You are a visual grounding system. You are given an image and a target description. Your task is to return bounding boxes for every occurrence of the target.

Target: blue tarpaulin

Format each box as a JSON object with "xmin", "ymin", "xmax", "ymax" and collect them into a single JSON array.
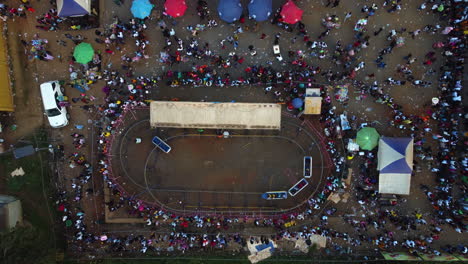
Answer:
[
  {"xmin": 255, "ymin": 242, "xmax": 275, "ymax": 253},
  {"xmin": 13, "ymin": 145, "xmax": 35, "ymax": 159}
]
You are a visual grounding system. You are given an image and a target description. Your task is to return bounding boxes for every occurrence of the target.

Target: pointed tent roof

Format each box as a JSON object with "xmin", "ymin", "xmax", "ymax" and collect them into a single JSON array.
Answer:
[
  {"xmin": 378, "ymin": 137, "xmax": 413, "ymax": 195},
  {"xmin": 57, "ymin": 0, "xmax": 90, "ymax": 17},
  {"xmin": 378, "ymin": 137, "xmax": 413, "ymax": 173}
]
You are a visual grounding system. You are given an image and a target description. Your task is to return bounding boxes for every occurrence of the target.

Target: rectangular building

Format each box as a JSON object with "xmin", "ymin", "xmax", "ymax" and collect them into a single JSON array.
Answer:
[
  {"xmin": 0, "ymin": 22, "xmax": 14, "ymax": 112},
  {"xmin": 150, "ymin": 101, "xmax": 281, "ymax": 130}
]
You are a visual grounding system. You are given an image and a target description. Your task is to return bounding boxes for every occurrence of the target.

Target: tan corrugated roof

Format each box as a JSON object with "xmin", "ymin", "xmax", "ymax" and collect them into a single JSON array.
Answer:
[
  {"xmin": 304, "ymin": 97, "xmax": 321, "ymax": 114},
  {"xmin": 150, "ymin": 101, "xmax": 281, "ymax": 130},
  {"xmin": 0, "ymin": 22, "xmax": 14, "ymax": 112}
]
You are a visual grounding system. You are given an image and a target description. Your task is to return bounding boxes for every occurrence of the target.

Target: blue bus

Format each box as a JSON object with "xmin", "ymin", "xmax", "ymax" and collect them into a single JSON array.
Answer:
[
  {"xmin": 152, "ymin": 136, "xmax": 172, "ymax": 153},
  {"xmin": 304, "ymin": 156, "xmax": 312, "ymax": 178},
  {"xmin": 288, "ymin": 179, "xmax": 308, "ymax": 197},
  {"xmin": 261, "ymin": 191, "xmax": 288, "ymax": 200}
]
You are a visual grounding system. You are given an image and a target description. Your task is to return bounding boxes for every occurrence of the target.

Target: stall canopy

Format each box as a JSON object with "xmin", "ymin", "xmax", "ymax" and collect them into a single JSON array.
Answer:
[
  {"xmin": 280, "ymin": 0, "xmax": 303, "ymax": 24},
  {"xmin": 248, "ymin": 0, "xmax": 272, "ymax": 22},
  {"xmin": 150, "ymin": 101, "xmax": 281, "ymax": 130},
  {"xmin": 218, "ymin": 0, "xmax": 243, "ymax": 23},
  {"xmin": 378, "ymin": 137, "xmax": 414, "ymax": 195},
  {"xmin": 57, "ymin": 0, "xmax": 91, "ymax": 17},
  {"xmin": 356, "ymin": 127, "xmax": 380, "ymax": 150},
  {"xmin": 131, "ymin": 0, "xmax": 154, "ymax": 19},
  {"xmin": 164, "ymin": 0, "xmax": 187, "ymax": 18},
  {"xmin": 73, "ymin": 42, "xmax": 94, "ymax": 64},
  {"xmin": 304, "ymin": 88, "xmax": 321, "ymax": 115}
]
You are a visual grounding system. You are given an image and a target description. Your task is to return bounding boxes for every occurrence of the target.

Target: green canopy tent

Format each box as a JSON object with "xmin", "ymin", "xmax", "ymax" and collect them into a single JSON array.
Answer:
[
  {"xmin": 356, "ymin": 127, "xmax": 380, "ymax": 150},
  {"xmin": 73, "ymin": 42, "xmax": 94, "ymax": 64}
]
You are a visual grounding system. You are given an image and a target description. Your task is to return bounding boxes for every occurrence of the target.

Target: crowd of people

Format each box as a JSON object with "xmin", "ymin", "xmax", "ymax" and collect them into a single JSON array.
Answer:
[{"xmin": 3, "ymin": 0, "xmax": 465, "ymax": 259}]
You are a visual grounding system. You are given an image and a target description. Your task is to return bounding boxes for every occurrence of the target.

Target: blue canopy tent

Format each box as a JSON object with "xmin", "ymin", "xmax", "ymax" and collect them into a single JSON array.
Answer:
[
  {"xmin": 131, "ymin": 0, "xmax": 154, "ymax": 19},
  {"xmin": 57, "ymin": 0, "xmax": 91, "ymax": 17},
  {"xmin": 248, "ymin": 0, "xmax": 272, "ymax": 22},
  {"xmin": 377, "ymin": 137, "xmax": 413, "ymax": 195},
  {"xmin": 292, "ymin": 97, "xmax": 303, "ymax": 109},
  {"xmin": 218, "ymin": 0, "xmax": 243, "ymax": 23}
]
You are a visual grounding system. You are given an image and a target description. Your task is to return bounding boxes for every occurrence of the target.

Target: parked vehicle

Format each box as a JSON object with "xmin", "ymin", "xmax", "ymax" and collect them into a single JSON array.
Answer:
[
  {"xmin": 288, "ymin": 179, "xmax": 308, "ymax": 196},
  {"xmin": 261, "ymin": 191, "xmax": 288, "ymax": 200},
  {"xmin": 40, "ymin": 81, "xmax": 69, "ymax": 128},
  {"xmin": 152, "ymin": 136, "xmax": 172, "ymax": 153}
]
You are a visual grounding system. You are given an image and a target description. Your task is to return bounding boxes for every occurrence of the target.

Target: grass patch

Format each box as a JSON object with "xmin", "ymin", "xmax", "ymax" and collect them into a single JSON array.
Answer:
[
  {"xmin": 3, "ymin": 153, "xmax": 44, "ymax": 192},
  {"xmin": 0, "ymin": 129, "xmax": 64, "ymax": 263}
]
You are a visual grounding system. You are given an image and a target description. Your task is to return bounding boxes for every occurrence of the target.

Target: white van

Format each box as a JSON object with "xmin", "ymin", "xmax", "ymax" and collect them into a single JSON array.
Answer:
[{"xmin": 40, "ymin": 81, "xmax": 69, "ymax": 128}]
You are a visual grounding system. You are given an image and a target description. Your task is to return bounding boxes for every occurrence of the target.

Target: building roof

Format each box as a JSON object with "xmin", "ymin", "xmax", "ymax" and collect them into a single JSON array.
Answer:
[
  {"xmin": 0, "ymin": 195, "xmax": 22, "ymax": 230},
  {"xmin": 304, "ymin": 88, "xmax": 321, "ymax": 115},
  {"xmin": 150, "ymin": 101, "xmax": 281, "ymax": 130},
  {"xmin": 57, "ymin": 0, "xmax": 91, "ymax": 17},
  {"xmin": 0, "ymin": 22, "xmax": 14, "ymax": 112}
]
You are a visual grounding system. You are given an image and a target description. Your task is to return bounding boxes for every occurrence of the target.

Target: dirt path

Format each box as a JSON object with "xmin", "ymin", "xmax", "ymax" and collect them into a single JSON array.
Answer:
[{"xmin": 4, "ymin": 19, "xmax": 44, "ymax": 143}]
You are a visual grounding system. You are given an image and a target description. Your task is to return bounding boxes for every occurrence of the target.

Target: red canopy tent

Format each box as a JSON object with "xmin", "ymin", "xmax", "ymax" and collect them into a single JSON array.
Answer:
[
  {"xmin": 280, "ymin": 0, "xmax": 303, "ymax": 24},
  {"xmin": 164, "ymin": 0, "xmax": 187, "ymax": 18}
]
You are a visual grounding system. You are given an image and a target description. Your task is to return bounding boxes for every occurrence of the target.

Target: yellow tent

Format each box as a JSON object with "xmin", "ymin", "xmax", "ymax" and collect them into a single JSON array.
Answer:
[{"xmin": 0, "ymin": 22, "xmax": 14, "ymax": 112}]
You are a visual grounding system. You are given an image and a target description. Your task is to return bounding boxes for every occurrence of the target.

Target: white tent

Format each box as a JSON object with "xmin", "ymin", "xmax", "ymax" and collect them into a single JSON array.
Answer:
[{"xmin": 377, "ymin": 137, "xmax": 413, "ymax": 195}]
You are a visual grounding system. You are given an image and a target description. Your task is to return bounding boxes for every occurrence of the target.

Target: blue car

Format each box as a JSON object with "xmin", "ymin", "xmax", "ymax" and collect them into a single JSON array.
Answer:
[{"xmin": 261, "ymin": 191, "xmax": 288, "ymax": 200}]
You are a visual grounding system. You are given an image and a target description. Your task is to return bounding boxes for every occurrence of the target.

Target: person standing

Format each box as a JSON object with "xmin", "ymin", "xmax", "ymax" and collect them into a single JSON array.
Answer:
[{"xmin": 344, "ymin": 12, "xmax": 352, "ymax": 22}]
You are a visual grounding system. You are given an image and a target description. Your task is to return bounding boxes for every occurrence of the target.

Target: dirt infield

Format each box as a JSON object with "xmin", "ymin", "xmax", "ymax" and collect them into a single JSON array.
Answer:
[{"xmin": 110, "ymin": 107, "xmax": 331, "ymax": 215}]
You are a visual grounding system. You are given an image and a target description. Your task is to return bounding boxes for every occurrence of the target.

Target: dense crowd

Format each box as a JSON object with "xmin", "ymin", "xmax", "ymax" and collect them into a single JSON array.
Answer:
[{"xmin": 4, "ymin": 0, "xmax": 464, "ymax": 259}]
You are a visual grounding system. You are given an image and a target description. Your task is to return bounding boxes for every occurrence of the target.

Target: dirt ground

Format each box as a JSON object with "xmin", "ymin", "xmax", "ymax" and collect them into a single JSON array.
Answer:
[
  {"xmin": 110, "ymin": 108, "xmax": 329, "ymax": 214},
  {"xmin": 1, "ymin": 0, "xmax": 465, "ymax": 259}
]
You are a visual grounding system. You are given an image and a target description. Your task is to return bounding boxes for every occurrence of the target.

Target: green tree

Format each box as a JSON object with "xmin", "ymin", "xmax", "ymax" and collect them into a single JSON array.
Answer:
[{"xmin": 0, "ymin": 226, "xmax": 51, "ymax": 264}]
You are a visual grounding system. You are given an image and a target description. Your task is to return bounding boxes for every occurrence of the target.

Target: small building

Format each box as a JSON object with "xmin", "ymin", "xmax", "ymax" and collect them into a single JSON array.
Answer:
[
  {"xmin": 304, "ymin": 88, "xmax": 322, "ymax": 115},
  {"xmin": 0, "ymin": 195, "xmax": 23, "ymax": 230}
]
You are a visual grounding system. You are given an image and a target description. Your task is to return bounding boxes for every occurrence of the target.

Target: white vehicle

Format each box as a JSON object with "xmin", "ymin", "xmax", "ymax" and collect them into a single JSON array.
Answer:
[
  {"xmin": 273, "ymin": 44, "xmax": 283, "ymax": 61},
  {"xmin": 40, "ymin": 81, "xmax": 69, "ymax": 128}
]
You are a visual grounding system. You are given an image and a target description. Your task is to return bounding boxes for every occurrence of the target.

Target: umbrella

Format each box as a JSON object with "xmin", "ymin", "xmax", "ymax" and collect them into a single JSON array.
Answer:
[
  {"xmin": 356, "ymin": 127, "xmax": 380, "ymax": 150},
  {"xmin": 248, "ymin": 0, "xmax": 272, "ymax": 22},
  {"xmin": 280, "ymin": 0, "xmax": 303, "ymax": 24},
  {"xmin": 73, "ymin": 42, "xmax": 94, "ymax": 64},
  {"xmin": 218, "ymin": 0, "xmax": 243, "ymax": 23},
  {"xmin": 292, "ymin": 98, "xmax": 303, "ymax": 108},
  {"xmin": 131, "ymin": 0, "xmax": 153, "ymax": 19},
  {"xmin": 165, "ymin": 0, "xmax": 187, "ymax": 18}
]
